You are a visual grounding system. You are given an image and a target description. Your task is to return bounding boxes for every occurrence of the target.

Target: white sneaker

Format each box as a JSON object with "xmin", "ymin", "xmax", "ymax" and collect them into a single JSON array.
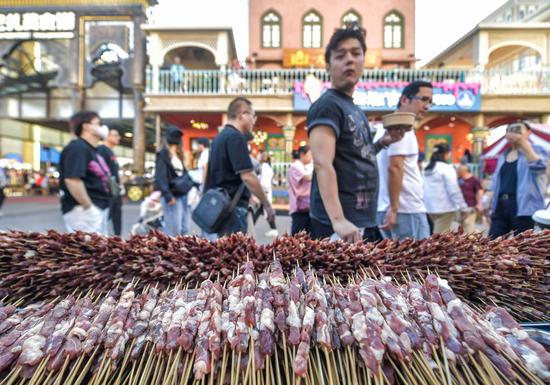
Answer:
[{"xmin": 264, "ymin": 229, "xmax": 279, "ymax": 237}]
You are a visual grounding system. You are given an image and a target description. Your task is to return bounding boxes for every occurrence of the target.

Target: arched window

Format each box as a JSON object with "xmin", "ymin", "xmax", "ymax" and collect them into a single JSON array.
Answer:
[
  {"xmin": 262, "ymin": 11, "xmax": 281, "ymax": 48},
  {"xmin": 383, "ymin": 11, "xmax": 404, "ymax": 49},
  {"xmin": 342, "ymin": 10, "xmax": 361, "ymax": 28},
  {"xmin": 302, "ymin": 10, "xmax": 322, "ymax": 48}
]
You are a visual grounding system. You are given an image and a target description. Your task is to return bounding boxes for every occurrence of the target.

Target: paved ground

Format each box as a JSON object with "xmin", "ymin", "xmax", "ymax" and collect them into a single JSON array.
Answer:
[{"xmin": 0, "ymin": 196, "xmax": 291, "ymax": 244}]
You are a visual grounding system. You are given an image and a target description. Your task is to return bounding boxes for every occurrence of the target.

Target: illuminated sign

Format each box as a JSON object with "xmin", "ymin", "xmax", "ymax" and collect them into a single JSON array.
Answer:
[
  {"xmin": 0, "ymin": 12, "xmax": 76, "ymax": 39},
  {"xmin": 294, "ymin": 80, "xmax": 481, "ymax": 112},
  {"xmin": 283, "ymin": 48, "xmax": 381, "ymax": 68}
]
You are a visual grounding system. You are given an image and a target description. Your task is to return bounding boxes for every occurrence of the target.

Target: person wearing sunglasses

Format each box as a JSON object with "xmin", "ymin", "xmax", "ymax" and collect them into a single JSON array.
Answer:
[
  {"xmin": 377, "ymin": 81, "xmax": 433, "ymax": 240},
  {"xmin": 487, "ymin": 121, "xmax": 548, "ymax": 238}
]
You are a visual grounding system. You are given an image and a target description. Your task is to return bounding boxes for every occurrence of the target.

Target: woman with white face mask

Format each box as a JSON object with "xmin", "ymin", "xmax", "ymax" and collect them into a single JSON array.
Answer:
[{"xmin": 59, "ymin": 111, "xmax": 113, "ymax": 235}]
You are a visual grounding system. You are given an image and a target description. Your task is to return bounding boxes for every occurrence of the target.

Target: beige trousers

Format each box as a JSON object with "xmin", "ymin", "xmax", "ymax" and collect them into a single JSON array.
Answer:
[
  {"xmin": 462, "ymin": 211, "xmax": 477, "ymax": 233},
  {"xmin": 429, "ymin": 212, "xmax": 456, "ymax": 234}
]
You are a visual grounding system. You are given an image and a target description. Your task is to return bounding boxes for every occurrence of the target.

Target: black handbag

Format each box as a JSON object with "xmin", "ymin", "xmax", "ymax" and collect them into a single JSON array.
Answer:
[
  {"xmin": 192, "ymin": 184, "xmax": 246, "ymax": 233},
  {"xmin": 170, "ymin": 172, "xmax": 197, "ymax": 196}
]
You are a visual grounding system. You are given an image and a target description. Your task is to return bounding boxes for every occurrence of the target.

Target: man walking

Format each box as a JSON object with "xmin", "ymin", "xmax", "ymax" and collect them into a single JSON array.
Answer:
[
  {"xmin": 98, "ymin": 128, "xmax": 123, "ymax": 235},
  {"xmin": 308, "ymin": 25, "xmax": 404, "ymax": 243},
  {"xmin": 204, "ymin": 97, "xmax": 275, "ymax": 237},
  {"xmin": 287, "ymin": 145, "xmax": 313, "ymax": 235},
  {"xmin": 60, "ymin": 111, "xmax": 112, "ymax": 235},
  {"xmin": 457, "ymin": 165, "xmax": 483, "ymax": 233},
  {"xmin": 376, "ymin": 81, "xmax": 433, "ymax": 240}
]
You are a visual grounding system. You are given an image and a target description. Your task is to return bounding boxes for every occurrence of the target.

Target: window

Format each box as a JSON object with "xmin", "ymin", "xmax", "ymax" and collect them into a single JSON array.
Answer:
[
  {"xmin": 342, "ymin": 10, "xmax": 361, "ymax": 28},
  {"xmin": 302, "ymin": 11, "xmax": 322, "ymax": 48},
  {"xmin": 261, "ymin": 11, "xmax": 281, "ymax": 48},
  {"xmin": 383, "ymin": 11, "xmax": 403, "ymax": 48}
]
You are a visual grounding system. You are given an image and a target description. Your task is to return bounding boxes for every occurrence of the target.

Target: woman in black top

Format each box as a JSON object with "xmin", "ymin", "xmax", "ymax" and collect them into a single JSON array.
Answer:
[{"xmin": 154, "ymin": 126, "xmax": 191, "ymax": 236}]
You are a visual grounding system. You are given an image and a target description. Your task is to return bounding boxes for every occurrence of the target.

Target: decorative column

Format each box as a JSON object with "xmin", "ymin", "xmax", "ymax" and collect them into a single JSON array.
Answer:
[
  {"xmin": 132, "ymin": 87, "xmax": 146, "ymax": 175},
  {"xmin": 155, "ymin": 113, "xmax": 162, "ymax": 150},
  {"xmin": 282, "ymin": 124, "xmax": 296, "ymax": 163},
  {"xmin": 472, "ymin": 126, "xmax": 489, "ymax": 163}
]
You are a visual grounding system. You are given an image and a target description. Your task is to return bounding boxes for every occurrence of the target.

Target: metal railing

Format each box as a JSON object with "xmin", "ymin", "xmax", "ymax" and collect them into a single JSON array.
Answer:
[{"xmin": 145, "ymin": 67, "xmax": 550, "ymax": 96}]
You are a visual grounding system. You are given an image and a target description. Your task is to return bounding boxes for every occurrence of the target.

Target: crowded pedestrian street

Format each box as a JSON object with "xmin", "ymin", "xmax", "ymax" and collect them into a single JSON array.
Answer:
[{"xmin": 0, "ymin": 0, "xmax": 549, "ymax": 384}]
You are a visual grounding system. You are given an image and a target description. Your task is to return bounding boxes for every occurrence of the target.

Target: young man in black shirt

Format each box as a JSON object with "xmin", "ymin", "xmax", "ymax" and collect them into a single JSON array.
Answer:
[
  {"xmin": 308, "ymin": 25, "xmax": 405, "ymax": 243},
  {"xmin": 97, "ymin": 128, "xmax": 122, "ymax": 235},
  {"xmin": 204, "ymin": 97, "xmax": 275, "ymax": 237},
  {"xmin": 60, "ymin": 111, "xmax": 112, "ymax": 235}
]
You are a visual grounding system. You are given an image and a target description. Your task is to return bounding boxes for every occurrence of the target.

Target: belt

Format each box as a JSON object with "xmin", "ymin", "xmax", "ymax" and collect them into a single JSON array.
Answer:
[{"xmin": 499, "ymin": 193, "xmax": 516, "ymax": 201}]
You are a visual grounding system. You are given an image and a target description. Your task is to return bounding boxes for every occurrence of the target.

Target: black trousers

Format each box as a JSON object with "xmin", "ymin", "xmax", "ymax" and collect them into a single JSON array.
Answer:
[
  {"xmin": 488, "ymin": 195, "xmax": 534, "ymax": 239},
  {"xmin": 110, "ymin": 196, "xmax": 123, "ymax": 236},
  {"xmin": 311, "ymin": 218, "xmax": 382, "ymax": 243},
  {"xmin": 0, "ymin": 188, "xmax": 5, "ymax": 209},
  {"xmin": 290, "ymin": 212, "xmax": 312, "ymax": 235}
]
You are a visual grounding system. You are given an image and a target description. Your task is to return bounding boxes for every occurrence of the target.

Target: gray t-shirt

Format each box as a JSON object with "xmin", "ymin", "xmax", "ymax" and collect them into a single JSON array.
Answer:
[{"xmin": 307, "ymin": 89, "xmax": 379, "ymax": 228}]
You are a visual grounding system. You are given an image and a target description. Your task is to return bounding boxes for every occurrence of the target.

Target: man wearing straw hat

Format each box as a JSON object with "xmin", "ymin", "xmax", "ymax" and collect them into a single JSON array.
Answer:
[
  {"xmin": 307, "ymin": 24, "xmax": 405, "ymax": 243},
  {"xmin": 376, "ymin": 81, "xmax": 434, "ymax": 240}
]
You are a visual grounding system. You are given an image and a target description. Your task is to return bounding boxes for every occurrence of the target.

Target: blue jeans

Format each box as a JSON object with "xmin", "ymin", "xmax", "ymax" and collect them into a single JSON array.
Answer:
[
  {"xmin": 217, "ymin": 205, "xmax": 248, "ymax": 237},
  {"xmin": 377, "ymin": 211, "xmax": 430, "ymax": 240},
  {"xmin": 161, "ymin": 195, "xmax": 190, "ymax": 236}
]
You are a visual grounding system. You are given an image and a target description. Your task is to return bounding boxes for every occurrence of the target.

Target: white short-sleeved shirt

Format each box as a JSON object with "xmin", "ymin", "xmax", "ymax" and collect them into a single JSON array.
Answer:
[
  {"xmin": 197, "ymin": 149, "xmax": 209, "ymax": 181},
  {"xmin": 375, "ymin": 130, "xmax": 426, "ymax": 214}
]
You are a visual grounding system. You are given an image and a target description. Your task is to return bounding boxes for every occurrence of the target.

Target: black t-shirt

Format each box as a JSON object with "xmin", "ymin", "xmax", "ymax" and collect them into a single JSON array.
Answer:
[
  {"xmin": 204, "ymin": 125, "xmax": 253, "ymax": 204},
  {"xmin": 59, "ymin": 138, "xmax": 112, "ymax": 214},
  {"xmin": 499, "ymin": 159, "xmax": 518, "ymax": 195},
  {"xmin": 97, "ymin": 145, "xmax": 120, "ymax": 183},
  {"xmin": 307, "ymin": 88, "xmax": 379, "ymax": 228}
]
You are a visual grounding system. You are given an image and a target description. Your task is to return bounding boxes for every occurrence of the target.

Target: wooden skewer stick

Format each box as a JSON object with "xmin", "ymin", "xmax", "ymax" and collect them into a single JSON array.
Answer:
[
  {"xmin": 218, "ymin": 344, "xmax": 228, "ymax": 385},
  {"xmin": 273, "ymin": 344, "xmax": 283, "ymax": 385},
  {"xmin": 72, "ymin": 345, "xmax": 101, "ymax": 385},
  {"xmin": 439, "ymin": 338, "xmax": 452, "ymax": 385}
]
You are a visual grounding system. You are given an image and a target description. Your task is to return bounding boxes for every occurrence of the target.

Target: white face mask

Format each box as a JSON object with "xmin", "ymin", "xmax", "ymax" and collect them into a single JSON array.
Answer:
[{"xmin": 95, "ymin": 124, "xmax": 109, "ymax": 140}]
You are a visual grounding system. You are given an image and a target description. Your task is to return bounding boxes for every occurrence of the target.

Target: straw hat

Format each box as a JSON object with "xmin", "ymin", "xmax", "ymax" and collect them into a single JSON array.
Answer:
[{"xmin": 382, "ymin": 112, "xmax": 416, "ymax": 128}]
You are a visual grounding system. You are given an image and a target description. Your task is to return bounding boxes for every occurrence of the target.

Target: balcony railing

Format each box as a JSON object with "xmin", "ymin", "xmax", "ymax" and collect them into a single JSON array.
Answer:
[{"xmin": 145, "ymin": 67, "xmax": 550, "ymax": 96}]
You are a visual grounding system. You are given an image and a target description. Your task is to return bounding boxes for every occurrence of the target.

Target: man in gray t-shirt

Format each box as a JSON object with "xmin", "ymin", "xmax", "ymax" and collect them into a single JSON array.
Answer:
[{"xmin": 308, "ymin": 25, "xmax": 404, "ymax": 243}]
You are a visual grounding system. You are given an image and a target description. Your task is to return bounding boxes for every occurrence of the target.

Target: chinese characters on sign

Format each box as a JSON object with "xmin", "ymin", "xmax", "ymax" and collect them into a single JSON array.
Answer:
[
  {"xmin": 294, "ymin": 79, "xmax": 482, "ymax": 112},
  {"xmin": 0, "ymin": 12, "xmax": 76, "ymax": 39}
]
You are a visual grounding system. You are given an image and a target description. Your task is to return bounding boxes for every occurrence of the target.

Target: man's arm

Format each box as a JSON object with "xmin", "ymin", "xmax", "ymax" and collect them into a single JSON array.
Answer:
[
  {"xmin": 64, "ymin": 178, "xmax": 93, "ymax": 209},
  {"xmin": 240, "ymin": 170, "xmax": 274, "ymax": 223},
  {"xmin": 380, "ymin": 155, "xmax": 405, "ymax": 230},
  {"xmin": 475, "ymin": 186, "xmax": 484, "ymax": 212},
  {"xmin": 310, "ymin": 125, "xmax": 361, "ymax": 242}
]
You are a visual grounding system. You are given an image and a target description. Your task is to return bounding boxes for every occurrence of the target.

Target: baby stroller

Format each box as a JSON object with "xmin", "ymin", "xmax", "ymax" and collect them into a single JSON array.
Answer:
[{"xmin": 130, "ymin": 191, "xmax": 164, "ymax": 236}]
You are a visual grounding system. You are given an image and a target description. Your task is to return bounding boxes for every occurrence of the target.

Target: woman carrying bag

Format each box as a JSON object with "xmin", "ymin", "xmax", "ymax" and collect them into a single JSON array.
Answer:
[
  {"xmin": 154, "ymin": 126, "xmax": 192, "ymax": 236},
  {"xmin": 423, "ymin": 143, "xmax": 468, "ymax": 233}
]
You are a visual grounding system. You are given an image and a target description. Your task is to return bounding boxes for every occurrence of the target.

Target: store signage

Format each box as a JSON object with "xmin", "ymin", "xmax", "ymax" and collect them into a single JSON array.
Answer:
[
  {"xmin": 294, "ymin": 80, "xmax": 481, "ymax": 112},
  {"xmin": 283, "ymin": 48, "xmax": 382, "ymax": 68},
  {"xmin": 0, "ymin": 11, "xmax": 76, "ymax": 39}
]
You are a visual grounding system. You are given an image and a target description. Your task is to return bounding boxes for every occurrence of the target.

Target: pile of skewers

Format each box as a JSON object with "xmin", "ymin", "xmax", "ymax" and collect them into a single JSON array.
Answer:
[
  {"xmin": 0, "ymin": 261, "xmax": 549, "ymax": 385},
  {"xmin": 0, "ymin": 230, "xmax": 548, "ymax": 321}
]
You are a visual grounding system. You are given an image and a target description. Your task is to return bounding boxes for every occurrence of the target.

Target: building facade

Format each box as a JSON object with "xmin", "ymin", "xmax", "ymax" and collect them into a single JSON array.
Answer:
[
  {"xmin": 0, "ymin": 0, "xmax": 155, "ymax": 176},
  {"xmin": 249, "ymin": 0, "xmax": 415, "ymax": 69},
  {"xmin": 418, "ymin": 0, "xmax": 550, "ymax": 162}
]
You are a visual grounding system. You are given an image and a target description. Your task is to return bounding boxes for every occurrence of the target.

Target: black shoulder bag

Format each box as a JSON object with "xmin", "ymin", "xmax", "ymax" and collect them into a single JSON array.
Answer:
[{"xmin": 192, "ymin": 184, "xmax": 246, "ymax": 233}]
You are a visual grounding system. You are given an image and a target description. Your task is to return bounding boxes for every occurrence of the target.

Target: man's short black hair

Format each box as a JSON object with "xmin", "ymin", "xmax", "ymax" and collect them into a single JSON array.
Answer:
[
  {"xmin": 196, "ymin": 137, "xmax": 210, "ymax": 148},
  {"xmin": 397, "ymin": 81, "xmax": 433, "ymax": 107},
  {"xmin": 291, "ymin": 149, "xmax": 300, "ymax": 160},
  {"xmin": 324, "ymin": 23, "xmax": 366, "ymax": 64},
  {"xmin": 298, "ymin": 145, "xmax": 310, "ymax": 156},
  {"xmin": 69, "ymin": 111, "xmax": 100, "ymax": 137},
  {"xmin": 227, "ymin": 97, "xmax": 252, "ymax": 120}
]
